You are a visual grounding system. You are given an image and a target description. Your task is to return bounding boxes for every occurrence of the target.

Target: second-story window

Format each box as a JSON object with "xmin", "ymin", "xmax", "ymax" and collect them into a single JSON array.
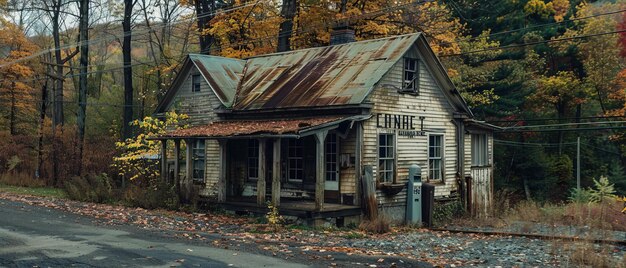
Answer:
[
  {"xmin": 402, "ymin": 58, "xmax": 418, "ymax": 94},
  {"xmin": 192, "ymin": 74, "xmax": 201, "ymax": 92}
]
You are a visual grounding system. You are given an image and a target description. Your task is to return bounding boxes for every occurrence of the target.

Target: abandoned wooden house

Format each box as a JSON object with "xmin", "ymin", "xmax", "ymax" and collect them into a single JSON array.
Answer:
[{"xmin": 152, "ymin": 31, "xmax": 497, "ymax": 225}]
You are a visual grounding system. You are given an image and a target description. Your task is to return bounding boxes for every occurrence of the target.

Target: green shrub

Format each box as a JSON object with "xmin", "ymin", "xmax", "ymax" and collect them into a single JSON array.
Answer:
[
  {"xmin": 63, "ymin": 173, "xmax": 113, "ymax": 203},
  {"xmin": 433, "ymin": 200, "xmax": 465, "ymax": 227},
  {"xmin": 122, "ymin": 179, "xmax": 179, "ymax": 210},
  {"xmin": 569, "ymin": 187, "xmax": 593, "ymax": 203}
]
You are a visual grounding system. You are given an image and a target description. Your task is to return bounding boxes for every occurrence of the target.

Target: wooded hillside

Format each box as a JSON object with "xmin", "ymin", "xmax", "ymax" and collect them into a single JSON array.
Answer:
[{"xmin": 0, "ymin": 0, "xmax": 624, "ymax": 201}]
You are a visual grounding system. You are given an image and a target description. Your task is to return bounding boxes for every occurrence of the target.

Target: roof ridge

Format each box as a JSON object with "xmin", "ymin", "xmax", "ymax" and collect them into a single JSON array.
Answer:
[{"xmin": 244, "ymin": 32, "xmax": 421, "ymax": 60}]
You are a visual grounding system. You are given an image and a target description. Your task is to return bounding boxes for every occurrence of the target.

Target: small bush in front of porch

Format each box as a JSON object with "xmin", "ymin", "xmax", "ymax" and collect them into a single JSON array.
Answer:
[
  {"xmin": 266, "ymin": 201, "xmax": 284, "ymax": 230},
  {"xmin": 122, "ymin": 178, "xmax": 179, "ymax": 210}
]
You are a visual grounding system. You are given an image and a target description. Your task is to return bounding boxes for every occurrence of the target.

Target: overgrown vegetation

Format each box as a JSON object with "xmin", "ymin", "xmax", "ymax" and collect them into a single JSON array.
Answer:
[
  {"xmin": 359, "ymin": 215, "xmax": 391, "ymax": 234},
  {"xmin": 63, "ymin": 173, "xmax": 113, "ymax": 203},
  {"xmin": 433, "ymin": 200, "xmax": 465, "ymax": 227}
]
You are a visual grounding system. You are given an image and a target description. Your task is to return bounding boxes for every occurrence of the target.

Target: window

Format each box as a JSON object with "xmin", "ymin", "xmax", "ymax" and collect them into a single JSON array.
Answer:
[
  {"xmin": 192, "ymin": 140, "xmax": 205, "ymax": 182},
  {"xmin": 428, "ymin": 134, "xmax": 443, "ymax": 181},
  {"xmin": 192, "ymin": 74, "xmax": 201, "ymax": 92},
  {"xmin": 472, "ymin": 134, "xmax": 488, "ymax": 166},
  {"xmin": 287, "ymin": 139, "xmax": 304, "ymax": 181},
  {"xmin": 402, "ymin": 58, "xmax": 418, "ymax": 93},
  {"xmin": 325, "ymin": 134, "xmax": 338, "ymax": 182},
  {"xmin": 378, "ymin": 133, "xmax": 395, "ymax": 183},
  {"xmin": 248, "ymin": 140, "xmax": 259, "ymax": 180}
]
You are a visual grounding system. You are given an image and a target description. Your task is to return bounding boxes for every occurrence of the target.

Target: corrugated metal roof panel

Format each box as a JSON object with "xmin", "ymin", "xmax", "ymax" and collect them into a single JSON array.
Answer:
[
  {"xmin": 162, "ymin": 116, "xmax": 344, "ymax": 138},
  {"xmin": 233, "ymin": 33, "xmax": 421, "ymax": 110},
  {"xmin": 189, "ymin": 54, "xmax": 245, "ymax": 107}
]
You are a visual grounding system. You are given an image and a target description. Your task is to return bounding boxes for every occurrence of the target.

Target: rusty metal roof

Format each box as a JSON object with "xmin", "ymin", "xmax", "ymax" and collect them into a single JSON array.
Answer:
[
  {"xmin": 161, "ymin": 116, "xmax": 345, "ymax": 138},
  {"xmin": 233, "ymin": 33, "xmax": 421, "ymax": 110},
  {"xmin": 189, "ymin": 54, "xmax": 245, "ymax": 107}
]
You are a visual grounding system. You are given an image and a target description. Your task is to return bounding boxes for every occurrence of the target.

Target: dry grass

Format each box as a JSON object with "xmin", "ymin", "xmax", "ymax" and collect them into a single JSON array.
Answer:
[
  {"xmin": 359, "ymin": 215, "xmax": 391, "ymax": 234},
  {"xmin": 563, "ymin": 241, "xmax": 626, "ymax": 268},
  {"xmin": 502, "ymin": 200, "xmax": 626, "ymax": 232},
  {"xmin": 0, "ymin": 172, "xmax": 46, "ymax": 187}
]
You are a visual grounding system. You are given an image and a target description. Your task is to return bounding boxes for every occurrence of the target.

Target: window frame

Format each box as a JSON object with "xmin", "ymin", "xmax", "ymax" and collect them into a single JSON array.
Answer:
[
  {"xmin": 401, "ymin": 57, "xmax": 419, "ymax": 94},
  {"xmin": 247, "ymin": 139, "xmax": 259, "ymax": 181},
  {"xmin": 287, "ymin": 138, "xmax": 304, "ymax": 182},
  {"xmin": 192, "ymin": 139, "xmax": 205, "ymax": 183},
  {"xmin": 471, "ymin": 133, "xmax": 489, "ymax": 167},
  {"xmin": 325, "ymin": 133, "xmax": 338, "ymax": 182},
  {"xmin": 377, "ymin": 132, "xmax": 396, "ymax": 184},
  {"xmin": 191, "ymin": 74, "xmax": 201, "ymax": 92},
  {"xmin": 428, "ymin": 133, "xmax": 444, "ymax": 182}
]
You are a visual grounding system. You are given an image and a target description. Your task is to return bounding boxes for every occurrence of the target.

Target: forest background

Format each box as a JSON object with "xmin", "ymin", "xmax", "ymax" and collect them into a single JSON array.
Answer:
[{"xmin": 0, "ymin": 0, "xmax": 625, "ymax": 203}]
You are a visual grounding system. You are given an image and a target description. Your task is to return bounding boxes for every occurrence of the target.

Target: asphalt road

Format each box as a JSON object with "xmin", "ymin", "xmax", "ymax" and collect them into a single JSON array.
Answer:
[{"xmin": 0, "ymin": 199, "xmax": 306, "ymax": 268}]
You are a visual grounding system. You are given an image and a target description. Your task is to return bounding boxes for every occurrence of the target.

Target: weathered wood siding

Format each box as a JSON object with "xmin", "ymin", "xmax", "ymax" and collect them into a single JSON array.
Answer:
[
  {"xmin": 470, "ymin": 166, "xmax": 492, "ymax": 218},
  {"xmin": 164, "ymin": 66, "xmax": 222, "ymax": 198},
  {"xmin": 362, "ymin": 45, "xmax": 461, "ymax": 216},
  {"xmin": 339, "ymin": 129, "xmax": 357, "ymax": 196},
  {"xmin": 468, "ymin": 132, "xmax": 494, "ymax": 217}
]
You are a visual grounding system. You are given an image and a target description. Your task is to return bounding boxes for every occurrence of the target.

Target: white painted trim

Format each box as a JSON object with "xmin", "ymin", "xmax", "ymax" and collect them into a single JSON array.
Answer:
[{"xmin": 427, "ymin": 132, "xmax": 445, "ymax": 183}]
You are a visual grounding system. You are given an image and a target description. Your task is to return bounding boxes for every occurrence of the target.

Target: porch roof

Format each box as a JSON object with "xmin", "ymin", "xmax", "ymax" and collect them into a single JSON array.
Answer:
[{"xmin": 156, "ymin": 115, "xmax": 367, "ymax": 139}]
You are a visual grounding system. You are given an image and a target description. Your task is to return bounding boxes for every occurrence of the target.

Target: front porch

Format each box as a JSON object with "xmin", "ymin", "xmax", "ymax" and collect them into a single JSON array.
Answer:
[
  {"xmin": 154, "ymin": 116, "xmax": 366, "ymax": 221},
  {"xmin": 219, "ymin": 196, "xmax": 361, "ymax": 220}
]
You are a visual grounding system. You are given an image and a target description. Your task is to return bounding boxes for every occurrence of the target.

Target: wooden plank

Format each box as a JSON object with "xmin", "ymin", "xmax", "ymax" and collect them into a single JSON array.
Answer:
[
  {"xmin": 184, "ymin": 139, "xmax": 193, "ymax": 203},
  {"xmin": 173, "ymin": 140, "xmax": 180, "ymax": 186},
  {"xmin": 354, "ymin": 122, "xmax": 362, "ymax": 206},
  {"xmin": 161, "ymin": 140, "xmax": 167, "ymax": 182},
  {"xmin": 257, "ymin": 139, "xmax": 266, "ymax": 206},
  {"xmin": 315, "ymin": 131, "xmax": 328, "ymax": 211},
  {"xmin": 362, "ymin": 165, "xmax": 378, "ymax": 220},
  {"xmin": 272, "ymin": 138, "xmax": 281, "ymax": 206}
]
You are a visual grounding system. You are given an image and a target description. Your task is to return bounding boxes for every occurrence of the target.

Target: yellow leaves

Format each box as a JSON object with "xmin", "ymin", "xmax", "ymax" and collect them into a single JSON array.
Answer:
[
  {"xmin": 551, "ymin": 0, "xmax": 570, "ymax": 22},
  {"xmin": 524, "ymin": 0, "xmax": 553, "ymax": 19},
  {"xmin": 114, "ymin": 111, "xmax": 189, "ymax": 180}
]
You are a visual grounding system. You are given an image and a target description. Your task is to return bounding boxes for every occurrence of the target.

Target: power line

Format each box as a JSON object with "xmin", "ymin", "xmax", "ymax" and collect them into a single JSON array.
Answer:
[
  {"xmin": 0, "ymin": 1, "xmax": 260, "ymax": 69},
  {"xmin": 487, "ymin": 115, "xmax": 626, "ymax": 123},
  {"xmin": 0, "ymin": 0, "xmax": 430, "ymax": 85},
  {"xmin": 498, "ymin": 126, "xmax": 626, "ymax": 132},
  {"xmin": 442, "ymin": 28, "xmax": 626, "ymax": 57},
  {"xmin": 459, "ymin": 8, "xmax": 626, "ymax": 42},
  {"xmin": 503, "ymin": 121, "xmax": 626, "ymax": 130}
]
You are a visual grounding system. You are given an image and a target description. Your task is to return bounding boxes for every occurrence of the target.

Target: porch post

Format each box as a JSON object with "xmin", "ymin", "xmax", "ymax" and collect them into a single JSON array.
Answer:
[
  {"xmin": 184, "ymin": 139, "xmax": 193, "ymax": 203},
  {"xmin": 354, "ymin": 122, "xmax": 362, "ymax": 206},
  {"xmin": 315, "ymin": 131, "xmax": 328, "ymax": 211},
  {"xmin": 272, "ymin": 138, "xmax": 281, "ymax": 206},
  {"xmin": 257, "ymin": 139, "xmax": 267, "ymax": 206},
  {"xmin": 160, "ymin": 139, "xmax": 167, "ymax": 182},
  {"xmin": 173, "ymin": 140, "xmax": 180, "ymax": 185},
  {"xmin": 217, "ymin": 140, "xmax": 227, "ymax": 202}
]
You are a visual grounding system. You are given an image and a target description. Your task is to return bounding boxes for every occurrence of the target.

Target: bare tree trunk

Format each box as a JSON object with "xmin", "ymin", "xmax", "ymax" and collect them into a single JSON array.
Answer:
[
  {"xmin": 77, "ymin": 0, "xmax": 89, "ymax": 176},
  {"xmin": 52, "ymin": 0, "xmax": 64, "ymax": 127},
  {"xmin": 277, "ymin": 0, "xmax": 296, "ymax": 52},
  {"xmin": 194, "ymin": 0, "xmax": 217, "ymax": 54},
  {"xmin": 38, "ymin": 79, "xmax": 49, "ymax": 180},
  {"xmin": 122, "ymin": 0, "xmax": 135, "ymax": 140},
  {"xmin": 9, "ymin": 82, "xmax": 16, "ymax": 135}
]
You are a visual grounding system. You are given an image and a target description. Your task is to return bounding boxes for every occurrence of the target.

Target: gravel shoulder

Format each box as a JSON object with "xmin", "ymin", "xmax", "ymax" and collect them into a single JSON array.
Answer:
[{"xmin": 1, "ymin": 191, "xmax": 624, "ymax": 267}]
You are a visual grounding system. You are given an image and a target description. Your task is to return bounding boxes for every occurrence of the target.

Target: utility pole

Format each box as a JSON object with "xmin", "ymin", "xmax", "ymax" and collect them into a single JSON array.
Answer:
[
  {"xmin": 577, "ymin": 136, "xmax": 581, "ymax": 189},
  {"xmin": 77, "ymin": 0, "xmax": 89, "ymax": 176}
]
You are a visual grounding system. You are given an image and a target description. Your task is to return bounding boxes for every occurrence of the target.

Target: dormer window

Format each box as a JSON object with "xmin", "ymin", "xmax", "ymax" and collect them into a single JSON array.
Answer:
[
  {"xmin": 402, "ymin": 58, "xmax": 418, "ymax": 94},
  {"xmin": 192, "ymin": 74, "xmax": 201, "ymax": 92}
]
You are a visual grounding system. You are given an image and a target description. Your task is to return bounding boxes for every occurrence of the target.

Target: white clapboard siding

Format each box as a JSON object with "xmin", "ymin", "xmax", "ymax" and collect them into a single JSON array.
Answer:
[{"xmin": 363, "ymin": 46, "xmax": 460, "ymax": 206}]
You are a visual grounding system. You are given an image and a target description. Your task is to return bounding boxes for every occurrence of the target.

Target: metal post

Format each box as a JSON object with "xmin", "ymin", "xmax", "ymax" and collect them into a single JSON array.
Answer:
[{"xmin": 577, "ymin": 136, "xmax": 581, "ymax": 190}]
